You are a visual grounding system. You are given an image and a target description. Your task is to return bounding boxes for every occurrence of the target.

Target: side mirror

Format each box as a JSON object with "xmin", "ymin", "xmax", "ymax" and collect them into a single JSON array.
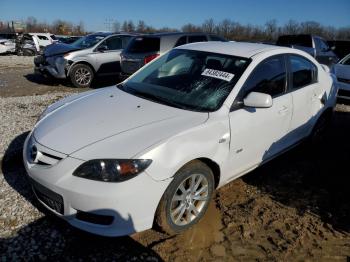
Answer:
[
  {"xmin": 96, "ymin": 45, "xmax": 108, "ymax": 52},
  {"xmin": 243, "ymin": 92, "xmax": 273, "ymax": 108}
]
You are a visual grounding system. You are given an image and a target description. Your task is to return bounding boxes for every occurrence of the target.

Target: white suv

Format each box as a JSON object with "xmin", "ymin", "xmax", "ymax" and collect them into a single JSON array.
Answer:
[
  {"xmin": 29, "ymin": 33, "xmax": 57, "ymax": 47},
  {"xmin": 23, "ymin": 42, "xmax": 337, "ymax": 237}
]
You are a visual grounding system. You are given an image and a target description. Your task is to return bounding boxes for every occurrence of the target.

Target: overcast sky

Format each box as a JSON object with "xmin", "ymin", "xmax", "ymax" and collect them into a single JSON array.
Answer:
[{"xmin": 0, "ymin": 0, "xmax": 349, "ymax": 31}]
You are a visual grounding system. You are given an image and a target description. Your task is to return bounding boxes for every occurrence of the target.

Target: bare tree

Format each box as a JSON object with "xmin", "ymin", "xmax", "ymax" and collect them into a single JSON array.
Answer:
[
  {"xmin": 136, "ymin": 20, "xmax": 146, "ymax": 33},
  {"xmin": 265, "ymin": 19, "xmax": 278, "ymax": 41},
  {"xmin": 112, "ymin": 20, "xmax": 120, "ymax": 32},
  {"xmin": 202, "ymin": 18, "xmax": 215, "ymax": 33},
  {"xmin": 283, "ymin": 19, "xmax": 300, "ymax": 34}
]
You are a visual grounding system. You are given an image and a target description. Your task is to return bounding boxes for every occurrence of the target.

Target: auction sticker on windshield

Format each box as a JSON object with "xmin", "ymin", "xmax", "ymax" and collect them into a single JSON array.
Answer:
[{"xmin": 201, "ymin": 69, "xmax": 235, "ymax": 82}]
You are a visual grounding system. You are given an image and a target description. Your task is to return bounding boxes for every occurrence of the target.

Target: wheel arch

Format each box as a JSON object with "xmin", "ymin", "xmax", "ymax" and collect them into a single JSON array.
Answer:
[
  {"xmin": 68, "ymin": 61, "xmax": 95, "ymax": 76},
  {"xmin": 171, "ymin": 158, "xmax": 221, "ymax": 189}
]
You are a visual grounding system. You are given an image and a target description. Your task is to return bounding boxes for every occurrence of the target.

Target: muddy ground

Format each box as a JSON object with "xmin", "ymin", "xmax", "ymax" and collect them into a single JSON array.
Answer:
[{"xmin": 0, "ymin": 60, "xmax": 349, "ymax": 261}]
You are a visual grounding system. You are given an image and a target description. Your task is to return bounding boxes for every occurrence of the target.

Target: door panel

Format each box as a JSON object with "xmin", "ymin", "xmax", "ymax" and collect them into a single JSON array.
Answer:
[
  {"xmin": 226, "ymin": 55, "xmax": 292, "ymax": 181},
  {"xmin": 228, "ymin": 94, "xmax": 293, "ymax": 179},
  {"xmin": 288, "ymin": 55, "xmax": 320, "ymax": 142}
]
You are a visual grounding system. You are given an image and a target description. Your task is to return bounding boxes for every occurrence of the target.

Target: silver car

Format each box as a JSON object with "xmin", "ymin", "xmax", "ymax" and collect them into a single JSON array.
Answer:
[
  {"xmin": 34, "ymin": 32, "xmax": 134, "ymax": 88},
  {"xmin": 120, "ymin": 32, "xmax": 226, "ymax": 76}
]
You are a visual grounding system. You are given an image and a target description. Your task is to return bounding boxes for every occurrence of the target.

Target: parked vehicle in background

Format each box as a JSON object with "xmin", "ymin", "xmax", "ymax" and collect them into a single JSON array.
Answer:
[
  {"xmin": 56, "ymin": 35, "xmax": 82, "ymax": 45},
  {"xmin": 34, "ymin": 32, "xmax": 135, "ymax": 88},
  {"xmin": 0, "ymin": 33, "xmax": 17, "ymax": 40},
  {"xmin": 332, "ymin": 53, "xmax": 350, "ymax": 99},
  {"xmin": 328, "ymin": 40, "xmax": 350, "ymax": 60},
  {"xmin": 24, "ymin": 42, "xmax": 337, "ymax": 237},
  {"xmin": 276, "ymin": 34, "xmax": 338, "ymax": 66},
  {"xmin": 0, "ymin": 38, "xmax": 15, "ymax": 54},
  {"xmin": 29, "ymin": 33, "xmax": 57, "ymax": 47},
  {"xmin": 120, "ymin": 32, "xmax": 227, "ymax": 76},
  {"xmin": 16, "ymin": 33, "xmax": 40, "ymax": 56}
]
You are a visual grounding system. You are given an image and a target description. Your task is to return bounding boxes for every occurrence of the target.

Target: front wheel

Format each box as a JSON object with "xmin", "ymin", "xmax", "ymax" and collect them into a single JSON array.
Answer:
[
  {"xmin": 155, "ymin": 160, "xmax": 215, "ymax": 235},
  {"xmin": 70, "ymin": 64, "xmax": 94, "ymax": 88}
]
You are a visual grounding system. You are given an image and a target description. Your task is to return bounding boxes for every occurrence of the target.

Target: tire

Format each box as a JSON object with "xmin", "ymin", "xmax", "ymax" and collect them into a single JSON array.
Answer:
[
  {"xmin": 155, "ymin": 160, "xmax": 215, "ymax": 235},
  {"xmin": 310, "ymin": 110, "xmax": 332, "ymax": 145},
  {"xmin": 70, "ymin": 64, "xmax": 94, "ymax": 88},
  {"xmin": 22, "ymin": 49, "xmax": 35, "ymax": 56}
]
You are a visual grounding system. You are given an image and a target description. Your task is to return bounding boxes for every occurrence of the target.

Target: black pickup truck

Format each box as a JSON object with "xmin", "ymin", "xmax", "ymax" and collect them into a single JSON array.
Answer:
[{"xmin": 276, "ymin": 34, "xmax": 338, "ymax": 66}]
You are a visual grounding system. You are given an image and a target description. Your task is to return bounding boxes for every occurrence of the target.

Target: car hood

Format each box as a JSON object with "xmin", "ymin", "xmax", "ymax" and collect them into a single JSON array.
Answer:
[
  {"xmin": 34, "ymin": 87, "xmax": 208, "ymax": 155},
  {"xmin": 333, "ymin": 64, "xmax": 350, "ymax": 79},
  {"xmin": 44, "ymin": 42, "xmax": 81, "ymax": 57}
]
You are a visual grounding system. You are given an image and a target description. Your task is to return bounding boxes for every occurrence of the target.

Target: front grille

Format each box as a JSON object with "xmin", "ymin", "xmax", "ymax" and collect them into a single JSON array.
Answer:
[
  {"xmin": 338, "ymin": 89, "xmax": 350, "ymax": 98},
  {"xmin": 76, "ymin": 211, "xmax": 114, "ymax": 225},
  {"xmin": 31, "ymin": 179, "xmax": 64, "ymax": 214}
]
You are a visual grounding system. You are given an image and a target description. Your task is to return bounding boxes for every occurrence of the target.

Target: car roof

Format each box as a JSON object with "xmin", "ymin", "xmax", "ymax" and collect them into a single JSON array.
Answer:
[{"xmin": 176, "ymin": 41, "xmax": 292, "ymax": 58}]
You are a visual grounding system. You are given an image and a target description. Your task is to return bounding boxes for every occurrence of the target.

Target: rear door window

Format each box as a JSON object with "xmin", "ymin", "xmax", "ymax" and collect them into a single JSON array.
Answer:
[
  {"xmin": 127, "ymin": 37, "xmax": 160, "ymax": 53},
  {"xmin": 188, "ymin": 35, "xmax": 208, "ymax": 43},
  {"xmin": 289, "ymin": 55, "xmax": 318, "ymax": 89}
]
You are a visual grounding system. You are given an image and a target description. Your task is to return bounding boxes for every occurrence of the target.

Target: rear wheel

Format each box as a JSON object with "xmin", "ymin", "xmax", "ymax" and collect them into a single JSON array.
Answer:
[
  {"xmin": 70, "ymin": 64, "xmax": 94, "ymax": 88},
  {"xmin": 155, "ymin": 160, "xmax": 214, "ymax": 235},
  {"xmin": 310, "ymin": 110, "xmax": 332, "ymax": 145}
]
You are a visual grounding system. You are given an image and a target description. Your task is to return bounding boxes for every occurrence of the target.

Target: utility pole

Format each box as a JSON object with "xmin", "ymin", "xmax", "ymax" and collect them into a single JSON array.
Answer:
[{"xmin": 104, "ymin": 18, "xmax": 113, "ymax": 32}]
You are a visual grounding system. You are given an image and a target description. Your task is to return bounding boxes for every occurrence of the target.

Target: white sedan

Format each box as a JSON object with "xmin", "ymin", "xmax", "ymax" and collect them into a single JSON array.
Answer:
[
  {"xmin": 23, "ymin": 42, "xmax": 337, "ymax": 236},
  {"xmin": 0, "ymin": 39, "xmax": 15, "ymax": 54},
  {"xmin": 332, "ymin": 53, "xmax": 350, "ymax": 99}
]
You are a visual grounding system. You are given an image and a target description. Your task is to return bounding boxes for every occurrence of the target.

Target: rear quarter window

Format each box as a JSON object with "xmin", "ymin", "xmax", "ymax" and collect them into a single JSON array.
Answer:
[{"xmin": 127, "ymin": 37, "xmax": 160, "ymax": 53}]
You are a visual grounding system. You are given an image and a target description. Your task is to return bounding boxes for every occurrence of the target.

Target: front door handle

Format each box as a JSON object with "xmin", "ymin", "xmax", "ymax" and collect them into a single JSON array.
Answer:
[{"xmin": 278, "ymin": 106, "xmax": 289, "ymax": 115}]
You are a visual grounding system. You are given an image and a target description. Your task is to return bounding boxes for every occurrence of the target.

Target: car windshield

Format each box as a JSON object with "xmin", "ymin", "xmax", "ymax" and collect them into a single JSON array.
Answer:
[
  {"xmin": 119, "ymin": 49, "xmax": 250, "ymax": 112},
  {"xmin": 71, "ymin": 34, "xmax": 106, "ymax": 49}
]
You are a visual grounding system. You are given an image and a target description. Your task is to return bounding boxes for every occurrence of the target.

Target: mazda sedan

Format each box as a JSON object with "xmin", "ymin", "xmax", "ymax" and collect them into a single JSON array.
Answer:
[{"xmin": 24, "ymin": 42, "xmax": 337, "ymax": 236}]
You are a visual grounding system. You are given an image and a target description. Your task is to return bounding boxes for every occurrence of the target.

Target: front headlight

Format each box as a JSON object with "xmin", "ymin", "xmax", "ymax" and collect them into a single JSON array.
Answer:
[{"xmin": 72, "ymin": 159, "xmax": 152, "ymax": 182}]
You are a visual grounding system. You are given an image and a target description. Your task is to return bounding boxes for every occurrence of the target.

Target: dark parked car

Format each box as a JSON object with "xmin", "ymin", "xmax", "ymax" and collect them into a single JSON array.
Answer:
[
  {"xmin": 120, "ymin": 32, "xmax": 227, "ymax": 75},
  {"xmin": 276, "ymin": 34, "xmax": 338, "ymax": 66},
  {"xmin": 327, "ymin": 40, "xmax": 350, "ymax": 60},
  {"xmin": 56, "ymin": 36, "xmax": 82, "ymax": 45}
]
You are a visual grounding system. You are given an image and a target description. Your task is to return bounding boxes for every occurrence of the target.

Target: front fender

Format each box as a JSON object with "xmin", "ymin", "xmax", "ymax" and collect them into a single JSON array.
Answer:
[{"xmin": 136, "ymin": 114, "xmax": 230, "ymax": 181}]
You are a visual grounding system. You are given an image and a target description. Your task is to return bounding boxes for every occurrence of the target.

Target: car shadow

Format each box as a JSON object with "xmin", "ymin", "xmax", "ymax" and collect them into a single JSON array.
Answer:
[
  {"xmin": 24, "ymin": 73, "xmax": 123, "ymax": 89},
  {"xmin": 0, "ymin": 132, "xmax": 163, "ymax": 261},
  {"xmin": 242, "ymin": 110, "xmax": 350, "ymax": 233}
]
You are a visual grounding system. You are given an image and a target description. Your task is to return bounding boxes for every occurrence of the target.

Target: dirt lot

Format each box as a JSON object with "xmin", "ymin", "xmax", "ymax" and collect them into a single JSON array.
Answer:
[{"xmin": 0, "ymin": 56, "xmax": 349, "ymax": 261}]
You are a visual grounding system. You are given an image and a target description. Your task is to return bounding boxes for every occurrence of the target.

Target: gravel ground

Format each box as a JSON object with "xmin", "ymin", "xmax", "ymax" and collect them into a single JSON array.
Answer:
[
  {"xmin": 0, "ymin": 92, "xmax": 73, "ymax": 160},
  {"xmin": 0, "ymin": 64, "xmax": 350, "ymax": 261},
  {"xmin": 0, "ymin": 55, "xmax": 34, "ymax": 68}
]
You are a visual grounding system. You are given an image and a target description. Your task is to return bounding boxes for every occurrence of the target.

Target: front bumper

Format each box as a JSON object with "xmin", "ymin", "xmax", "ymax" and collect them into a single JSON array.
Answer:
[
  {"xmin": 34, "ymin": 55, "xmax": 68, "ymax": 79},
  {"xmin": 23, "ymin": 133, "xmax": 171, "ymax": 237}
]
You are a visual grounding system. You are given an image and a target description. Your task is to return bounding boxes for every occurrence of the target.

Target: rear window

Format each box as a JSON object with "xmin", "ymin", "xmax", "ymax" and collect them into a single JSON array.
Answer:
[
  {"xmin": 277, "ymin": 35, "xmax": 312, "ymax": 48},
  {"xmin": 127, "ymin": 37, "xmax": 160, "ymax": 53},
  {"xmin": 50, "ymin": 35, "xmax": 57, "ymax": 40}
]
